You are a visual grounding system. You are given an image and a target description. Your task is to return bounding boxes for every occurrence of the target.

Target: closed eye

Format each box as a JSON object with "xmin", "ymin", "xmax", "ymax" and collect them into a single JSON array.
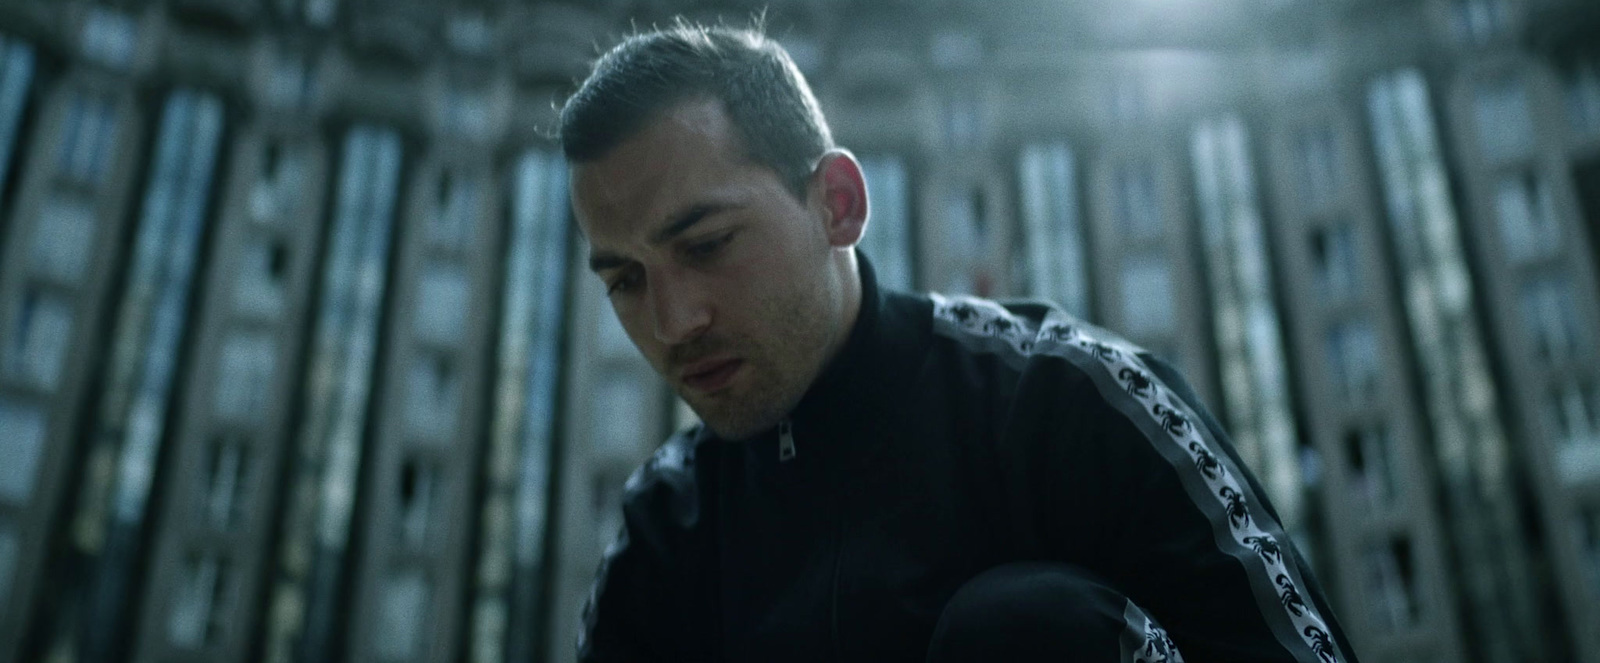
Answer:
[
  {"xmin": 605, "ymin": 265, "xmax": 643, "ymax": 296},
  {"xmin": 683, "ymin": 231, "xmax": 735, "ymax": 261}
]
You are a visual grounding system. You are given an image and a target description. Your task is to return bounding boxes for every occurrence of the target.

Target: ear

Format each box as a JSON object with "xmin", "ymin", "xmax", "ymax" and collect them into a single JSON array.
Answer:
[{"xmin": 811, "ymin": 150, "xmax": 868, "ymax": 248}]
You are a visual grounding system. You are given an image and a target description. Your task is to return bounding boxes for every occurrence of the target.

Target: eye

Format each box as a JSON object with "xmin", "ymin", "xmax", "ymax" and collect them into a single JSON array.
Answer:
[
  {"xmin": 684, "ymin": 231, "xmax": 735, "ymax": 261},
  {"xmin": 606, "ymin": 267, "xmax": 643, "ymax": 296}
]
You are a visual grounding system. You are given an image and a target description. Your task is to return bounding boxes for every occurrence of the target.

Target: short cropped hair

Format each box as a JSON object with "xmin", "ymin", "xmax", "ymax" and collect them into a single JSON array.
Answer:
[{"xmin": 559, "ymin": 22, "xmax": 834, "ymax": 199}]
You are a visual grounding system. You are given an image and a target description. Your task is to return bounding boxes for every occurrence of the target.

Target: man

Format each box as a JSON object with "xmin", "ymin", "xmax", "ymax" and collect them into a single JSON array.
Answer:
[{"xmin": 563, "ymin": 22, "xmax": 1355, "ymax": 663}]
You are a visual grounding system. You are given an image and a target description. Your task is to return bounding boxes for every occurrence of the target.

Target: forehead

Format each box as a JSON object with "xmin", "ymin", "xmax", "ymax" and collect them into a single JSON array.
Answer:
[{"xmin": 570, "ymin": 98, "xmax": 752, "ymax": 238}]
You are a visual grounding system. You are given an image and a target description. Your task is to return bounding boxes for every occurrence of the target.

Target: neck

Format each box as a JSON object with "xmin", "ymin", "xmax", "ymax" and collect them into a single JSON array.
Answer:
[
  {"xmin": 791, "ymin": 247, "xmax": 863, "ymax": 413},
  {"xmin": 825, "ymin": 248, "xmax": 863, "ymax": 368},
  {"xmin": 838, "ymin": 246, "xmax": 862, "ymax": 323}
]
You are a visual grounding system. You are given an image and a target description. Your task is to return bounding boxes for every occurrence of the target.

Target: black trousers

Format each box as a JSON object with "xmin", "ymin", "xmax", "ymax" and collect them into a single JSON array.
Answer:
[{"xmin": 925, "ymin": 562, "xmax": 1182, "ymax": 663}]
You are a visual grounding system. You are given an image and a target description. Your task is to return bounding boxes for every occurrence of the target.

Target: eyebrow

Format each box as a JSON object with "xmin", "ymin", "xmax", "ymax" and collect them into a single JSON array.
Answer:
[{"xmin": 588, "ymin": 201, "xmax": 740, "ymax": 273}]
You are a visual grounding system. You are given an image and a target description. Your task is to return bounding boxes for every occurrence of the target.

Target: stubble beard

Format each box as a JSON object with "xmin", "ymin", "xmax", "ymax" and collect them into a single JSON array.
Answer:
[{"xmin": 678, "ymin": 279, "xmax": 835, "ymax": 441}]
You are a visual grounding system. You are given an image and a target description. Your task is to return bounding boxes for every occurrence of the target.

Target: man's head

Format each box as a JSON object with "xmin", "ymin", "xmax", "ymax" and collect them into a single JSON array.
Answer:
[
  {"xmin": 561, "ymin": 23, "xmax": 833, "ymax": 199},
  {"xmin": 562, "ymin": 24, "xmax": 870, "ymax": 441}
]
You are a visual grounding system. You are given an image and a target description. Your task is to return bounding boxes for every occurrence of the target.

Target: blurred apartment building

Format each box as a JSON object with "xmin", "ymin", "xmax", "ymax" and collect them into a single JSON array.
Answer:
[{"xmin": 0, "ymin": 1, "xmax": 1597, "ymax": 662}]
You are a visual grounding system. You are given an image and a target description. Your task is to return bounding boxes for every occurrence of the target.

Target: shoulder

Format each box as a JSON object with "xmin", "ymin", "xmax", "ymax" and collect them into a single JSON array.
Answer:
[
  {"xmin": 926, "ymin": 292, "xmax": 1148, "ymax": 372},
  {"xmin": 621, "ymin": 426, "xmax": 711, "ymax": 533},
  {"xmin": 925, "ymin": 292, "xmax": 1205, "ymax": 442}
]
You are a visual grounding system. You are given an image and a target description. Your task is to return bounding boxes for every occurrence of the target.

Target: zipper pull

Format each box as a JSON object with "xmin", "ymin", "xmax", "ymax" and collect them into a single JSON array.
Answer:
[{"xmin": 778, "ymin": 419, "xmax": 796, "ymax": 462}]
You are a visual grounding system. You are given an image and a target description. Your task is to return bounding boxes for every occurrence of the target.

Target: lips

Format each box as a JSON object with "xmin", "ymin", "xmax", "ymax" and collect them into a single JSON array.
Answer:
[{"xmin": 680, "ymin": 358, "xmax": 743, "ymax": 393}]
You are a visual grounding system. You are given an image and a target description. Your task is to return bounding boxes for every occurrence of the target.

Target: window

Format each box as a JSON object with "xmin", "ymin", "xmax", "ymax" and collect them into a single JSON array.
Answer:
[
  {"xmin": 1299, "ymin": 444, "xmax": 1324, "ymax": 492},
  {"xmin": 1451, "ymin": 0, "xmax": 1509, "ymax": 45},
  {"xmin": 0, "ymin": 519, "xmax": 16, "ymax": 610},
  {"xmin": 929, "ymin": 30, "xmax": 982, "ymax": 70},
  {"xmin": 80, "ymin": 6, "xmax": 137, "ymax": 69},
  {"xmin": 942, "ymin": 96, "xmax": 981, "ymax": 150},
  {"xmin": 1519, "ymin": 277, "xmax": 1584, "ymax": 363},
  {"xmin": 0, "ymin": 397, "xmax": 46, "ymax": 503},
  {"xmin": 1295, "ymin": 126, "xmax": 1340, "ymax": 209},
  {"xmin": 4, "ymin": 288, "xmax": 74, "ymax": 390},
  {"xmin": 1579, "ymin": 505, "xmax": 1600, "ymax": 600},
  {"xmin": 861, "ymin": 155, "xmax": 915, "ymax": 293},
  {"xmin": 1495, "ymin": 171, "xmax": 1560, "ymax": 263},
  {"xmin": 941, "ymin": 186, "xmax": 989, "ymax": 273},
  {"xmin": 412, "ymin": 262, "xmax": 469, "ymax": 347},
  {"xmin": 1017, "ymin": 144, "xmax": 1088, "ymax": 317},
  {"xmin": 1548, "ymin": 380, "xmax": 1600, "ymax": 484},
  {"xmin": 1310, "ymin": 222, "xmax": 1360, "ymax": 299},
  {"xmin": 0, "ymin": 38, "xmax": 36, "ymax": 195},
  {"xmin": 445, "ymin": 14, "xmax": 492, "ymax": 56},
  {"xmin": 1473, "ymin": 77, "xmax": 1535, "ymax": 163},
  {"xmin": 55, "ymin": 92, "xmax": 118, "ymax": 185},
  {"xmin": 213, "ymin": 332, "xmax": 277, "ymax": 423},
  {"xmin": 303, "ymin": 0, "xmax": 339, "ymax": 27},
  {"xmin": 263, "ymin": 54, "xmax": 314, "ymax": 110},
  {"xmin": 1326, "ymin": 320, "xmax": 1380, "ymax": 402},
  {"xmin": 233, "ymin": 236, "xmax": 289, "ymax": 319},
  {"xmin": 404, "ymin": 352, "xmax": 459, "ymax": 442},
  {"xmin": 397, "ymin": 458, "xmax": 438, "ymax": 548},
  {"xmin": 373, "ymin": 571, "xmax": 428, "ymax": 661},
  {"xmin": 1345, "ymin": 425, "xmax": 1398, "ymax": 507},
  {"xmin": 443, "ymin": 87, "xmax": 490, "ymax": 139},
  {"xmin": 249, "ymin": 141, "xmax": 306, "ymax": 225},
  {"xmin": 30, "ymin": 195, "xmax": 97, "ymax": 283},
  {"xmin": 1545, "ymin": 380, "xmax": 1600, "ymax": 447},
  {"xmin": 1114, "ymin": 163, "xmax": 1163, "ymax": 239},
  {"xmin": 498, "ymin": 149, "xmax": 571, "ymax": 580},
  {"xmin": 1364, "ymin": 537, "xmax": 1420, "ymax": 632},
  {"xmin": 202, "ymin": 437, "xmax": 250, "ymax": 531},
  {"xmin": 429, "ymin": 172, "xmax": 478, "ymax": 251},
  {"xmin": 1567, "ymin": 60, "xmax": 1600, "ymax": 136},
  {"xmin": 1119, "ymin": 255, "xmax": 1175, "ymax": 336},
  {"xmin": 1368, "ymin": 69, "xmax": 1457, "ymax": 264},
  {"xmin": 167, "ymin": 553, "xmax": 230, "ymax": 648}
]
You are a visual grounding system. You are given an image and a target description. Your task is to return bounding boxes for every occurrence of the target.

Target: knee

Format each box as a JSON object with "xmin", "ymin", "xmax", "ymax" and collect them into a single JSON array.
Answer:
[{"xmin": 926, "ymin": 563, "xmax": 1132, "ymax": 663}]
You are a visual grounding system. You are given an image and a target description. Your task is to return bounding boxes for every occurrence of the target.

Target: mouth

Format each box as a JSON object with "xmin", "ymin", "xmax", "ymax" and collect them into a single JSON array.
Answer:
[{"xmin": 680, "ymin": 358, "xmax": 744, "ymax": 394}]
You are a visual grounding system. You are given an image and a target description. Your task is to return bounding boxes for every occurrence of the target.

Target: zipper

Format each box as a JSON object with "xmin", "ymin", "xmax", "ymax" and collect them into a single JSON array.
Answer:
[{"xmin": 777, "ymin": 418, "xmax": 796, "ymax": 462}]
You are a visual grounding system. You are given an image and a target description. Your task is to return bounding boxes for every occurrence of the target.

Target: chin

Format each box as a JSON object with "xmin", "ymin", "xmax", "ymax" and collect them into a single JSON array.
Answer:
[
  {"xmin": 697, "ymin": 413, "xmax": 767, "ymax": 442},
  {"xmin": 692, "ymin": 403, "xmax": 786, "ymax": 442},
  {"xmin": 681, "ymin": 374, "xmax": 801, "ymax": 441}
]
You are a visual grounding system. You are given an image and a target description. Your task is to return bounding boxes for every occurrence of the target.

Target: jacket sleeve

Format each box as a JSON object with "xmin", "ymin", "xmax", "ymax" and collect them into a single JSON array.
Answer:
[
  {"xmin": 578, "ymin": 435, "xmax": 711, "ymax": 662},
  {"xmin": 1008, "ymin": 335, "xmax": 1358, "ymax": 663}
]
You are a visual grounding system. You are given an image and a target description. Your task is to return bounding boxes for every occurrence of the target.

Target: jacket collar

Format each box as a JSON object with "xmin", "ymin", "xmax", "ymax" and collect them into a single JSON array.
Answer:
[
  {"xmin": 791, "ymin": 251, "xmax": 927, "ymax": 428},
  {"xmin": 706, "ymin": 251, "xmax": 932, "ymax": 470}
]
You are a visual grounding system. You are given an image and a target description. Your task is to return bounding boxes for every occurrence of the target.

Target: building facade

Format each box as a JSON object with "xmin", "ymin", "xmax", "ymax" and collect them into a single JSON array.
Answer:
[{"xmin": 0, "ymin": 1, "xmax": 1598, "ymax": 663}]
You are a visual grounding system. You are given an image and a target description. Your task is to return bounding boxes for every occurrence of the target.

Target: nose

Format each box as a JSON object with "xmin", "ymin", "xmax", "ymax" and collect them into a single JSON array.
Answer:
[{"xmin": 648, "ymin": 269, "xmax": 711, "ymax": 346}]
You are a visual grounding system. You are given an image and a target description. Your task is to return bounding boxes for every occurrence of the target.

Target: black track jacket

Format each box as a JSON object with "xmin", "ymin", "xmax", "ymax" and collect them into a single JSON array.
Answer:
[{"xmin": 579, "ymin": 255, "xmax": 1357, "ymax": 663}]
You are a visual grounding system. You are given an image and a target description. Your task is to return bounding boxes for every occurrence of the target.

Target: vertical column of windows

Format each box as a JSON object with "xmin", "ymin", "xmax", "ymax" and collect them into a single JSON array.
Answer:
[
  {"xmin": 1370, "ymin": 67, "xmax": 1544, "ymax": 663},
  {"xmin": 265, "ymin": 125, "xmax": 402, "ymax": 663},
  {"xmin": 1191, "ymin": 115, "xmax": 1304, "ymax": 530},
  {"xmin": 65, "ymin": 88, "xmax": 226, "ymax": 662},
  {"xmin": 469, "ymin": 149, "xmax": 571, "ymax": 663},
  {"xmin": 1017, "ymin": 143, "xmax": 1088, "ymax": 318}
]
